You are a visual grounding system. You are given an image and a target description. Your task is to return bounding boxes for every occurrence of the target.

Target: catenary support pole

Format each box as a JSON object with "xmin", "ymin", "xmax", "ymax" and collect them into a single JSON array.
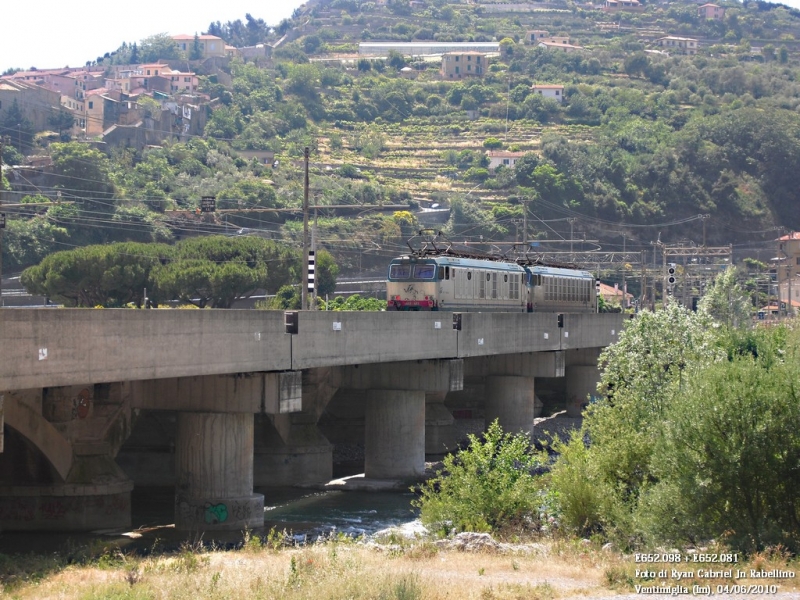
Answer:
[{"xmin": 302, "ymin": 146, "xmax": 310, "ymax": 310}]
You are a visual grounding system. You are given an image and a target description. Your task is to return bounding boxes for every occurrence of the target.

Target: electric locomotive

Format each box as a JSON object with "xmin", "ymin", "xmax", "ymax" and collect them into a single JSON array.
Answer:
[{"xmin": 386, "ymin": 232, "xmax": 597, "ymax": 313}]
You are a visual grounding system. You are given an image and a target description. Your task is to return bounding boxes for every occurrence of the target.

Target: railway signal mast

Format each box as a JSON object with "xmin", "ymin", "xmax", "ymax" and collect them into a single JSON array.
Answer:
[{"xmin": 661, "ymin": 243, "xmax": 732, "ymax": 309}]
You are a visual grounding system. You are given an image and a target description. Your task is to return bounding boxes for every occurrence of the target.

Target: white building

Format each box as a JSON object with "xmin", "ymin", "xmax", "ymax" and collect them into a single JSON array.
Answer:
[
  {"xmin": 487, "ymin": 151, "xmax": 526, "ymax": 170},
  {"xmin": 531, "ymin": 84, "xmax": 565, "ymax": 102}
]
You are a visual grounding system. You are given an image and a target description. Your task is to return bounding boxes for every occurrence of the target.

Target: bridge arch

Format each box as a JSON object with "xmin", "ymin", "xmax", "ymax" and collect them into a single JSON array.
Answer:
[{"xmin": 4, "ymin": 397, "xmax": 74, "ymax": 481}]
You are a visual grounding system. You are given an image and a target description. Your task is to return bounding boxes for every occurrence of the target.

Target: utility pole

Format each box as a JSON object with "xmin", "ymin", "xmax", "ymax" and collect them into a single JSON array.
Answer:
[
  {"xmin": 682, "ymin": 254, "xmax": 688, "ymax": 309},
  {"xmin": 640, "ymin": 250, "xmax": 646, "ymax": 312},
  {"xmin": 522, "ymin": 198, "xmax": 528, "ymax": 247},
  {"xmin": 302, "ymin": 147, "xmax": 310, "ymax": 311},
  {"xmin": 662, "ymin": 244, "xmax": 668, "ymax": 308},
  {"xmin": 0, "ymin": 138, "xmax": 4, "ymax": 306},
  {"xmin": 568, "ymin": 217, "xmax": 576, "ymax": 259},
  {"xmin": 312, "ymin": 208, "xmax": 318, "ymax": 310},
  {"xmin": 504, "ymin": 78, "xmax": 510, "ymax": 142},
  {"xmin": 701, "ymin": 213, "xmax": 710, "ymax": 247}
]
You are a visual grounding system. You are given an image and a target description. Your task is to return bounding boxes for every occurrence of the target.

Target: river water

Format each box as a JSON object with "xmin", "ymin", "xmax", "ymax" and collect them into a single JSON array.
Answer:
[{"xmin": 0, "ymin": 486, "xmax": 421, "ymax": 555}]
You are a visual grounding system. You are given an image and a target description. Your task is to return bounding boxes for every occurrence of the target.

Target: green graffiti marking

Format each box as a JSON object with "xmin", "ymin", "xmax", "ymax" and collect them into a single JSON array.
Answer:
[{"xmin": 204, "ymin": 503, "xmax": 228, "ymax": 524}]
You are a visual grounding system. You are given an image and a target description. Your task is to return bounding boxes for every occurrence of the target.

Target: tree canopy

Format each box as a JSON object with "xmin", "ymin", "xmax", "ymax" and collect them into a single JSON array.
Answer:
[
  {"xmin": 550, "ymin": 277, "xmax": 800, "ymax": 552},
  {"xmin": 20, "ymin": 236, "xmax": 338, "ymax": 309}
]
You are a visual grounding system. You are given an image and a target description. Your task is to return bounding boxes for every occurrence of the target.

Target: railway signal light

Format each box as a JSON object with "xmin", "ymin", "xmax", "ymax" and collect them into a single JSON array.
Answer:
[{"xmin": 667, "ymin": 264, "xmax": 676, "ymax": 286}]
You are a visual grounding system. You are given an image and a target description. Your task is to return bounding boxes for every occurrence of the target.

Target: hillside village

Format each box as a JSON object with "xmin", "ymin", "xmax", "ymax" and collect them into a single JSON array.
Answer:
[{"xmin": 0, "ymin": 0, "xmax": 744, "ymax": 154}]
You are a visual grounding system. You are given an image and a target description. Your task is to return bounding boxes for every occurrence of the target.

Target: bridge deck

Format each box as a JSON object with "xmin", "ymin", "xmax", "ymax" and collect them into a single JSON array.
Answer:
[{"xmin": 0, "ymin": 310, "xmax": 624, "ymax": 390}]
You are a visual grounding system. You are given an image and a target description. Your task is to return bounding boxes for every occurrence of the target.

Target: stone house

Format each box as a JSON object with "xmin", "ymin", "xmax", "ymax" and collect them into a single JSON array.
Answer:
[
  {"xmin": 85, "ymin": 89, "xmax": 142, "ymax": 137},
  {"xmin": 525, "ymin": 30, "xmax": 549, "ymax": 44},
  {"xmin": 656, "ymin": 36, "xmax": 698, "ymax": 55},
  {"xmin": 40, "ymin": 71, "xmax": 77, "ymax": 98},
  {"xmin": 0, "ymin": 80, "xmax": 61, "ymax": 131},
  {"xmin": 598, "ymin": 282, "xmax": 633, "ymax": 309},
  {"xmin": 73, "ymin": 71, "xmax": 105, "ymax": 100},
  {"xmin": 777, "ymin": 231, "xmax": 800, "ymax": 314},
  {"xmin": 441, "ymin": 52, "xmax": 486, "ymax": 79},
  {"xmin": 172, "ymin": 34, "xmax": 227, "ymax": 59},
  {"xmin": 168, "ymin": 72, "xmax": 199, "ymax": 94},
  {"xmin": 698, "ymin": 3, "xmax": 725, "ymax": 20}
]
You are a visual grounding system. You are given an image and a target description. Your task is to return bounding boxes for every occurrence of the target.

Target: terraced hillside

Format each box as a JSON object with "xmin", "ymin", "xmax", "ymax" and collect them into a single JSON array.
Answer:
[{"xmin": 312, "ymin": 119, "xmax": 600, "ymax": 206}]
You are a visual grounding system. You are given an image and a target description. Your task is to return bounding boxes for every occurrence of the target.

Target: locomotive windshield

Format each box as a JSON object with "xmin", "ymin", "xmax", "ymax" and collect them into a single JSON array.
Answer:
[
  {"xmin": 413, "ymin": 264, "xmax": 435, "ymax": 279},
  {"xmin": 389, "ymin": 262, "xmax": 436, "ymax": 280},
  {"xmin": 389, "ymin": 264, "xmax": 412, "ymax": 279}
]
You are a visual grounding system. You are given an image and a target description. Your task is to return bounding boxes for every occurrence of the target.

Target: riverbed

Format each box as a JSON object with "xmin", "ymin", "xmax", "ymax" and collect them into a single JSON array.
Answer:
[{"xmin": 0, "ymin": 486, "xmax": 420, "ymax": 555}]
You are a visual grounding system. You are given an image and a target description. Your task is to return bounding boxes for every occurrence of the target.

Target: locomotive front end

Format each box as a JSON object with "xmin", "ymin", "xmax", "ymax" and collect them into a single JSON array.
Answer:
[{"xmin": 386, "ymin": 258, "xmax": 439, "ymax": 310}]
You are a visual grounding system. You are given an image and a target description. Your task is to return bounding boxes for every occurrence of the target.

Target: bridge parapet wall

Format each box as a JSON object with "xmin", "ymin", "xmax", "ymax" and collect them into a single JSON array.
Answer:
[
  {"xmin": 561, "ymin": 313, "xmax": 624, "ymax": 349},
  {"xmin": 455, "ymin": 312, "xmax": 560, "ymax": 356},
  {"xmin": 0, "ymin": 309, "xmax": 290, "ymax": 391},
  {"xmin": 0, "ymin": 310, "xmax": 625, "ymax": 392},
  {"xmin": 290, "ymin": 311, "xmax": 458, "ymax": 368}
]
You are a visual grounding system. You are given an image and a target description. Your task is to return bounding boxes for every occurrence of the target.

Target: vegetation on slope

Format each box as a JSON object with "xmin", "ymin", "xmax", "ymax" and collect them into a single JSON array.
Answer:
[{"xmin": 415, "ymin": 269, "xmax": 800, "ymax": 553}]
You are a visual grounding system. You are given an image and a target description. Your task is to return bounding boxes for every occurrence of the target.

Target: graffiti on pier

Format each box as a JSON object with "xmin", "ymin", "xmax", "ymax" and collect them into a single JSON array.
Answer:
[
  {"xmin": 0, "ymin": 494, "xmax": 130, "ymax": 524},
  {"xmin": 230, "ymin": 499, "xmax": 257, "ymax": 522},
  {"xmin": 0, "ymin": 498, "xmax": 37, "ymax": 522},
  {"xmin": 177, "ymin": 500, "xmax": 227, "ymax": 526},
  {"xmin": 44, "ymin": 386, "xmax": 93, "ymax": 422},
  {"xmin": 178, "ymin": 497, "xmax": 260, "ymax": 526},
  {"xmin": 74, "ymin": 388, "xmax": 91, "ymax": 419},
  {"xmin": 40, "ymin": 499, "xmax": 69, "ymax": 520},
  {"xmin": 205, "ymin": 503, "xmax": 228, "ymax": 525}
]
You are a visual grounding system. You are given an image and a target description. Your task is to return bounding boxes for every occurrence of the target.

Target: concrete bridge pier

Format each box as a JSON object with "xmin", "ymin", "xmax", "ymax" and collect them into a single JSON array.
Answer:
[
  {"xmin": 254, "ymin": 368, "xmax": 338, "ymax": 487},
  {"xmin": 254, "ymin": 414, "xmax": 333, "ymax": 486},
  {"xmin": 131, "ymin": 372, "xmax": 302, "ymax": 529},
  {"xmin": 565, "ymin": 349, "xmax": 603, "ymax": 417},
  {"xmin": 565, "ymin": 366, "xmax": 601, "ymax": 417},
  {"xmin": 365, "ymin": 390, "xmax": 426, "ymax": 479},
  {"xmin": 484, "ymin": 375, "xmax": 536, "ymax": 434},
  {"xmin": 463, "ymin": 352, "xmax": 564, "ymax": 436},
  {"xmin": 0, "ymin": 386, "xmax": 134, "ymax": 531},
  {"xmin": 341, "ymin": 359, "xmax": 463, "ymax": 481},
  {"xmin": 175, "ymin": 412, "xmax": 263, "ymax": 531},
  {"xmin": 425, "ymin": 391, "xmax": 456, "ymax": 458}
]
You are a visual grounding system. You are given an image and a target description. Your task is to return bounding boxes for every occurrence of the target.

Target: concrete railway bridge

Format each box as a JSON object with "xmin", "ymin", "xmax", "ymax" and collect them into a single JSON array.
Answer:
[{"xmin": 0, "ymin": 309, "xmax": 624, "ymax": 532}]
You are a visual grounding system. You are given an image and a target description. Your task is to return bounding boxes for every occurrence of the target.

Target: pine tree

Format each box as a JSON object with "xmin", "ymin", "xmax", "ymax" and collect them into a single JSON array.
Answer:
[{"xmin": 190, "ymin": 34, "xmax": 203, "ymax": 60}]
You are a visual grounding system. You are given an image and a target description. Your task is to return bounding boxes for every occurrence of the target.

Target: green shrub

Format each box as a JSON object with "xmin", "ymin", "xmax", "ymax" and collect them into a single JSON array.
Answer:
[
  {"xmin": 548, "ymin": 305, "xmax": 724, "ymax": 547},
  {"xmin": 414, "ymin": 420, "xmax": 547, "ymax": 535},
  {"xmin": 322, "ymin": 294, "xmax": 384, "ymax": 311},
  {"xmin": 464, "ymin": 167, "xmax": 490, "ymax": 182},
  {"xmin": 262, "ymin": 285, "xmax": 301, "ymax": 310},
  {"xmin": 644, "ymin": 327, "xmax": 800, "ymax": 552},
  {"xmin": 548, "ymin": 431, "xmax": 606, "ymax": 537},
  {"xmin": 549, "ymin": 297, "xmax": 800, "ymax": 553}
]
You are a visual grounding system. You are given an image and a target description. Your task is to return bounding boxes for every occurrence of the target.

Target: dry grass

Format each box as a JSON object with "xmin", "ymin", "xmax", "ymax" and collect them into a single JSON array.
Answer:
[{"xmin": 1, "ymin": 538, "xmax": 798, "ymax": 600}]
